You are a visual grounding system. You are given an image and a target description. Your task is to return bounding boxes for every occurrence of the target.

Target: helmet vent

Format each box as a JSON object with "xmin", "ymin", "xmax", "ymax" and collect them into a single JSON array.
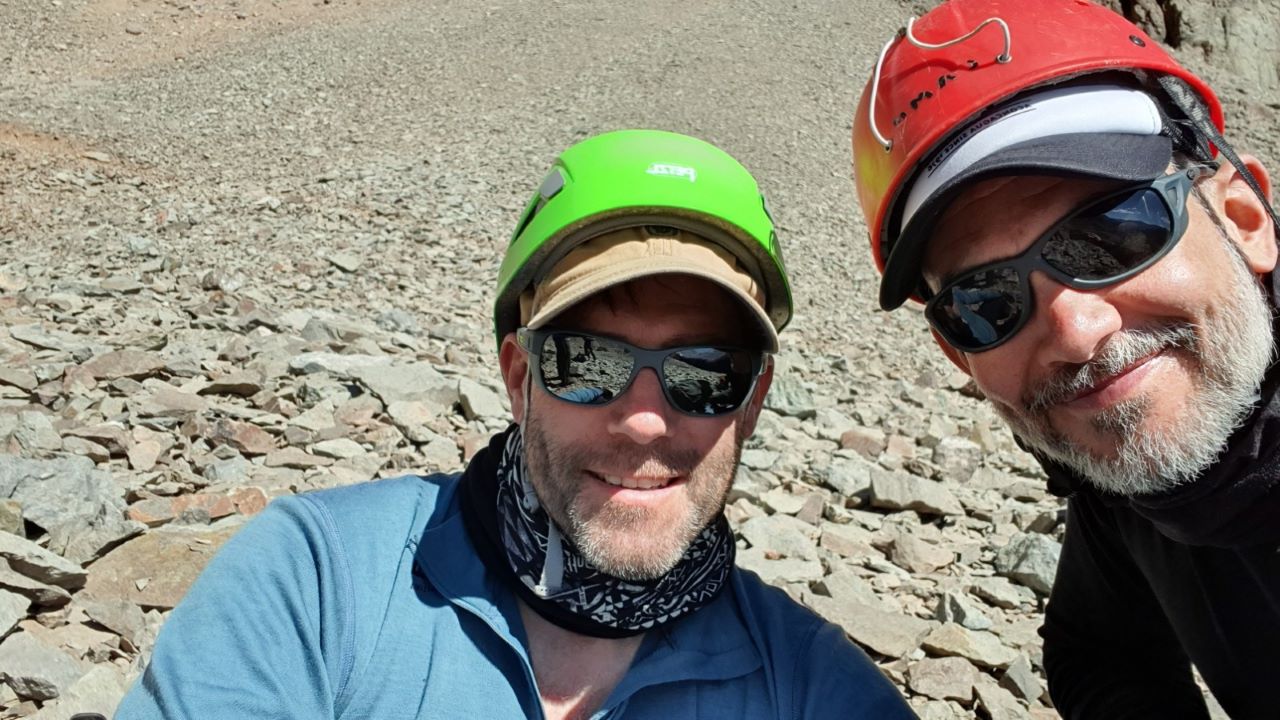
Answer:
[
  {"xmin": 643, "ymin": 225, "xmax": 680, "ymax": 236},
  {"xmin": 511, "ymin": 168, "xmax": 568, "ymax": 244}
]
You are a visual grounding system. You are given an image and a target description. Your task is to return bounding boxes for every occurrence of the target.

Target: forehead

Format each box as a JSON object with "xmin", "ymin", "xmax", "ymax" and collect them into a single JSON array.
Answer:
[
  {"xmin": 921, "ymin": 174, "xmax": 1122, "ymax": 284},
  {"xmin": 553, "ymin": 275, "xmax": 751, "ymax": 346}
]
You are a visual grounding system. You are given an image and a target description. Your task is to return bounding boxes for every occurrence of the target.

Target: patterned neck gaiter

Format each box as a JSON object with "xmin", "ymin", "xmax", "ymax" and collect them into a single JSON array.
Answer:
[{"xmin": 459, "ymin": 425, "xmax": 735, "ymax": 638}]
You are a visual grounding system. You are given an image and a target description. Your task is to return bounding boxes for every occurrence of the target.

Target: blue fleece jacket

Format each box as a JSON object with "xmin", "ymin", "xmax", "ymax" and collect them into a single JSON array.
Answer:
[{"xmin": 116, "ymin": 474, "xmax": 914, "ymax": 719}]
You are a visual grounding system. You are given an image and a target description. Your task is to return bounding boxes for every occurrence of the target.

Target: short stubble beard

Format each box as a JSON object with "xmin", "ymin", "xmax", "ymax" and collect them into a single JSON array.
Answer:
[{"xmin": 521, "ymin": 419, "xmax": 744, "ymax": 581}]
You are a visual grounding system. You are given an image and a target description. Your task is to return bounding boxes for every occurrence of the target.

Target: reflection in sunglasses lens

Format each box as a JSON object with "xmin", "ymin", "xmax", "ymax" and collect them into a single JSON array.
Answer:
[
  {"xmin": 938, "ymin": 266, "xmax": 1023, "ymax": 349},
  {"xmin": 664, "ymin": 348, "xmax": 752, "ymax": 415},
  {"xmin": 539, "ymin": 334, "xmax": 630, "ymax": 405},
  {"xmin": 1045, "ymin": 188, "xmax": 1171, "ymax": 280}
]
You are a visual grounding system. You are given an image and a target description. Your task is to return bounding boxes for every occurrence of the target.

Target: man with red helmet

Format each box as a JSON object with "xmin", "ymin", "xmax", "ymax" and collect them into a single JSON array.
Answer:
[{"xmin": 853, "ymin": 0, "xmax": 1279, "ymax": 717}]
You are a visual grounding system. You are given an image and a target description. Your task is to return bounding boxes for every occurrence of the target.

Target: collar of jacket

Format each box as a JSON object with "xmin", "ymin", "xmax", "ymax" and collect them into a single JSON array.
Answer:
[{"xmin": 409, "ymin": 475, "xmax": 764, "ymax": 707}]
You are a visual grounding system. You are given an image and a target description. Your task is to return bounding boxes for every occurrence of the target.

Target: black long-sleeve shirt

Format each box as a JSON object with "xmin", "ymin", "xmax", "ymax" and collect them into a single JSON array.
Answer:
[{"xmin": 1042, "ymin": 488, "xmax": 1280, "ymax": 719}]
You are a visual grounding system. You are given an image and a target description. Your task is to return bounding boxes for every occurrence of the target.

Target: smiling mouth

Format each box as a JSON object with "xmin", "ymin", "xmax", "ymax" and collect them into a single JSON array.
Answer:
[
  {"xmin": 1064, "ymin": 349, "xmax": 1164, "ymax": 404},
  {"xmin": 592, "ymin": 472, "xmax": 678, "ymax": 490}
]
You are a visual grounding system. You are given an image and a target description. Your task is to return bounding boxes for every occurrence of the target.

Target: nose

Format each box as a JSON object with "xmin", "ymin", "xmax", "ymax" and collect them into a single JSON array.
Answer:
[
  {"xmin": 605, "ymin": 368, "xmax": 674, "ymax": 445},
  {"xmin": 1028, "ymin": 273, "xmax": 1124, "ymax": 366}
]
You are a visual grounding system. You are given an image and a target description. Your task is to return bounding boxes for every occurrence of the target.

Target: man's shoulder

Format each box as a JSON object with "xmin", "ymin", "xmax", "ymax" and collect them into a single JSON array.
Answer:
[
  {"xmin": 296, "ymin": 472, "xmax": 462, "ymax": 518},
  {"xmin": 727, "ymin": 568, "xmax": 914, "ymax": 716},
  {"xmin": 729, "ymin": 567, "xmax": 868, "ymax": 664},
  {"xmin": 270, "ymin": 473, "xmax": 464, "ymax": 554},
  {"xmin": 730, "ymin": 567, "xmax": 826, "ymax": 636}
]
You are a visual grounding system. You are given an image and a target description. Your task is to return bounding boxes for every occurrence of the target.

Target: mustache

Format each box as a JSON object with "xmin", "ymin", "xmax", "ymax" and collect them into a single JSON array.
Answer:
[
  {"xmin": 1026, "ymin": 323, "xmax": 1199, "ymax": 411},
  {"xmin": 563, "ymin": 445, "xmax": 702, "ymax": 478}
]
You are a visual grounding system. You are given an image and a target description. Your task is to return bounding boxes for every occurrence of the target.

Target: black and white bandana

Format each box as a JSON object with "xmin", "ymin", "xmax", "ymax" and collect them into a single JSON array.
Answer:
[{"xmin": 458, "ymin": 425, "xmax": 735, "ymax": 638}]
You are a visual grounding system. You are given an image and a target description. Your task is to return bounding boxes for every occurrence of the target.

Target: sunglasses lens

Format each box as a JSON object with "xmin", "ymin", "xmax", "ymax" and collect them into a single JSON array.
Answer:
[
  {"xmin": 930, "ymin": 266, "xmax": 1025, "ymax": 350},
  {"xmin": 535, "ymin": 332, "xmax": 758, "ymax": 415},
  {"xmin": 537, "ymin": 333, "xmax": 632, "ymax": 405},
  {"xmin": 1043, "ymin": 188, "xmax": 1173, "ymax": 280},
  {"xmin": 663, "ymin": 348, "xmax": 757, "ymax": 415}
]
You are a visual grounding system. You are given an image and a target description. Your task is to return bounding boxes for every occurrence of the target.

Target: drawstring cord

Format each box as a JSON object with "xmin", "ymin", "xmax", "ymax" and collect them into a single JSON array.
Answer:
[
  {"xmin": 520, "ymin": 368, "xmax": 565, "ymax": 596},
  {"xmin": 1156, "ymin": 74, "xmax": 1280, "ymax": 236},
  {"xmin": 867, "ymin": 16, "xmax": 1013, "ymax": 152}
]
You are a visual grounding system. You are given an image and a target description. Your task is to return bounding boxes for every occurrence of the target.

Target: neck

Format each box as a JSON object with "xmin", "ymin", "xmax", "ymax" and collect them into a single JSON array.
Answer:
[{"xmin": 518, "ymin": 600, "xmax": 644, "ymax": 720}]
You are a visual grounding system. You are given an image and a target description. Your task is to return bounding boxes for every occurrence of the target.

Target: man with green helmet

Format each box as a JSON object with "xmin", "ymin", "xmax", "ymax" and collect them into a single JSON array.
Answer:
[{"xmin": 117, "ymin": 129, "xmax": 913, "ymax": 719}]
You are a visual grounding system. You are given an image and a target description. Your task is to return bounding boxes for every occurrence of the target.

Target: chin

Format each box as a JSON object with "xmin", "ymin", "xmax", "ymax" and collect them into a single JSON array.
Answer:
[
  {"xmin": 1021, "ymin": 396, "xmax": 1234, "ymax": 497},
  {"xmin": 583, "ymin": 537, "xmax": 688, "ymax": 581},
  {"xmin": 569, "ymin": 505, "xmax": 701, "ymax": 580}
]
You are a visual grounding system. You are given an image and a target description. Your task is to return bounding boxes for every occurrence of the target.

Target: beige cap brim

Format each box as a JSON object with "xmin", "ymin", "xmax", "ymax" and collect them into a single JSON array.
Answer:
[{"xmin": 518, "ymin": 226, "xmax": 779, "ymax": 352}]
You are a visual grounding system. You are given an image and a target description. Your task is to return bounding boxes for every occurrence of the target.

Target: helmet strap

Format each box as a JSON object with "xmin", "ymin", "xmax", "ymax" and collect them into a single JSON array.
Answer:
[{"xmin": 1157, "ymin": 75, "xmax": 1280, "ymax": 237}]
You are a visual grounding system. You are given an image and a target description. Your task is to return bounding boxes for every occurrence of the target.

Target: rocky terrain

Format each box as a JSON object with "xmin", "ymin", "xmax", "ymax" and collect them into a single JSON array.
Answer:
[{"xmin": 1, "ymin": 0, "xmax": 1277, "ymax": 718}]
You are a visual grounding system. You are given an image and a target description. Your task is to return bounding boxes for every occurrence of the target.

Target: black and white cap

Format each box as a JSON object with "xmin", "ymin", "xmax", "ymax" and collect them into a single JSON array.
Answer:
[{"xmin": 880, "ymin": 83, "xmax": 1177, "ymax": 311}]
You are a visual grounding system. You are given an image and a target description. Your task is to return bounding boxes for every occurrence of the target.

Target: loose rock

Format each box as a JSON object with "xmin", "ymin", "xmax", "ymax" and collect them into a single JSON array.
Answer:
[
  {"xmin": 0, "ymin": 532, "xmax": 87, "ymax": 591},
  {"xmin": 870, "ymin": 468, "xmax": 965, "ymax": 516},
  {"xmin": 934, "ymin": 591, "xmax": 994, "ymax": 631},
  {"xmin": 740, "ymin": 514, "xmax": 819, "ymax": 560},
  {"xmin": 999, "ymin": 655, "xmax": 1044, "ymax": 703},
  {"xmin": 0, "ymin": 631, "xmax": 85, "ymax": 701},
  {"xmin": 808, "ymin": 596, "xmax": 936, "ymax": 659},
  {"xmin": 922, "ymin": 623, "xmax": 1019, "ymax": 669},
  {"xmin": 0, "ymin": 588, "xmax": 31, "ymax": 636},
  {"xmin": 994, "ymin": 533, "xmax": 1062, "ymax": 595},
  {"xmin": 908, "ymin": 656, "xmax": 980, "ymax": 702},
  {"xmin": 889, "ymin": 534, "xmax": 954, "ymax": 574}
]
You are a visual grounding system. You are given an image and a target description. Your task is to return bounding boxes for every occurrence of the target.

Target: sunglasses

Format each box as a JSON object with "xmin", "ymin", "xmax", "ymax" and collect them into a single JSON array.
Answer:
[
  {"xmin": 924, "ymin": 165, "xmax": 1216, "ymax": 353},
  {"xmin": 516, "ymin": 328, "xmax": 766, "ymax": 417}
]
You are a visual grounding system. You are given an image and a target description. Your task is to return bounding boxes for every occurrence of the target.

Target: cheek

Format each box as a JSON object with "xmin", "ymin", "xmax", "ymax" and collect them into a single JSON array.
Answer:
[
  {"xmin": 698, "ymin": 416, "xmax": 739, "ymax": 445},
  {"xmin": 525, "ymin": 392, "xmax": 585, "ymax": 440},
  {"xmin": 657, "ymin": 416, "xmax": 737, "ymax": 469},
  {"xmin": 1161, "ymin": 260, "xmax": 1196, "ymax": 287},
  {"xmin": 1127, "ymin": 222, "xmax": 1231, "ymax": 308},
  {"xmin": 696, "ymin": 419, "xmax": 745, "ymax": 468},
  {"xmin": 966, "ymin": 351, "xmax": 1031, "ymax": 409},
  {"xmin": 1134, "ymin": 253, "xmax": 1197, "ymax": 297}
]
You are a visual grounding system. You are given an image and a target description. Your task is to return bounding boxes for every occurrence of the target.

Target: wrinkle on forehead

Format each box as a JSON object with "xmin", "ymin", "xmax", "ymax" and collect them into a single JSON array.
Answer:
[{"xmin": 922, "ymin": 175, "xmax": 1121, "ymax": 289}]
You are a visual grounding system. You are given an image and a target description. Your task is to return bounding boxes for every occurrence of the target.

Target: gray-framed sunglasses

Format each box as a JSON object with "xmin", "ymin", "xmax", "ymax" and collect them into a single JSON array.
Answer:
[
  {"xmin": 516, "ymin": 328, "xmax": 766, "ymax": 417},
  {"xmin": 925, "ymin": 164, "xmax": 1218, "ymax": 353}
]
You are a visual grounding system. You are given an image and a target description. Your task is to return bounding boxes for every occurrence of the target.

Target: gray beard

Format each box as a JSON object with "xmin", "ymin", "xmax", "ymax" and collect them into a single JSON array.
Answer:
[{"xmin": 999, "ymin": 242, "xmax": 1275, "ymax": 497}]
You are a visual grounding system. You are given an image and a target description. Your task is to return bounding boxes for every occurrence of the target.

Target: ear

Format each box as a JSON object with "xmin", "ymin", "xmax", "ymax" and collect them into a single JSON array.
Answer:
[
  {"xmin": 737, "ymin": 356, "xmax": 775, "ymax": 437},
  {"xmin": 498, "ymin": 333, "xmax": 529, "ymax": 423},
  {"xmin": 931, "ymin": 328, "xmax": 973, "ymax": 374},
  {"xmin": 1210, "ymin": 154, "xmax": 1278, "ymax": 274}
]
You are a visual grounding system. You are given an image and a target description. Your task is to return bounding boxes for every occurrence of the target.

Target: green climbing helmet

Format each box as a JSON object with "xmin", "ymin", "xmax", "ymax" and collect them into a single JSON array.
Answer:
[{"xmin": 493, "ymin": 129, "xmax": 793, "ymax": 347}]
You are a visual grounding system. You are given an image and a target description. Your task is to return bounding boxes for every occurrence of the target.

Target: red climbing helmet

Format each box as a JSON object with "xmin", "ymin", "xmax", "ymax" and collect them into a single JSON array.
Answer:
[{"xmin": 852, "ymin": 0, "xmax": 1225, "ymax": 310}]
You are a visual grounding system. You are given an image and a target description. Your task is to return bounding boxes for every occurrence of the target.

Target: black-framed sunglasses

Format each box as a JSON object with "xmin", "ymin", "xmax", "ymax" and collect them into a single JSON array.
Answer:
[
  {"xmin": 516, "ymin": 328, "xmax": 766, "ymax": 417},
  {"xmin": 924, "ymin": 164, "xmax": 1217, "ymax": 353}
]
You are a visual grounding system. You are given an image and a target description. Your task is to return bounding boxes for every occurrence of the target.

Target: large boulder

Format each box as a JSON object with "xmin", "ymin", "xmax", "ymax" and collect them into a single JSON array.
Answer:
[
  {"xmin": 81, "ymin": 524, "xmax": 242, "ymax": 610},
  {"xmin": 0, "ymin": 456, "xmax": 145, "ymax": 563},
  {"xmin": 0, "ymin": 631, "xmax": 86, "ymax": 701}
]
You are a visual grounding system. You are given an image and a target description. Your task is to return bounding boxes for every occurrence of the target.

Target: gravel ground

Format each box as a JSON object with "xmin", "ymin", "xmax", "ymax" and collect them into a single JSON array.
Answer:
[{"xmin": 1, "ymin": 0, "xmax": 1276, "ymax": 717}]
